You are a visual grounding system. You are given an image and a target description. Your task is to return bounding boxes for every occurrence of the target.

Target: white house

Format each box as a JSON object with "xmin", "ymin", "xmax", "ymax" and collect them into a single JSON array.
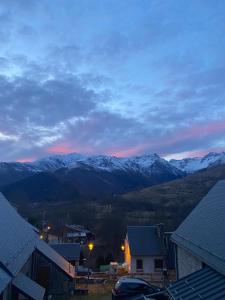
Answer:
[
  {"xmin": 124, "ymin": 225, "xmax": 166, "ymax": 274},
  {"xmin": 167, "ymin": 180, "xmax": 225, "ymax": 299}
]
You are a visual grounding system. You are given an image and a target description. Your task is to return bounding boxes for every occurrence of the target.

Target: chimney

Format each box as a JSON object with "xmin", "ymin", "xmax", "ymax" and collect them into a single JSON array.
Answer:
[{"xmin": 156, "ymin": 223, "xmax": 164, "ymax": 238}]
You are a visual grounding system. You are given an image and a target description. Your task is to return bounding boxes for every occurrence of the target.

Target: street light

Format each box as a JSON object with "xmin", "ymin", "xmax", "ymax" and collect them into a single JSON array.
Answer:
[
  {"xmin": 87, "ymin": 242, "xmax": 94, "ymax": 290},
  {"xmin": 121, "ymin": 244, "xmax": 125, "ymax": 251},
  {"xmin": 88, "ymin": 242, "xmax": 94, "ymax": 251}
]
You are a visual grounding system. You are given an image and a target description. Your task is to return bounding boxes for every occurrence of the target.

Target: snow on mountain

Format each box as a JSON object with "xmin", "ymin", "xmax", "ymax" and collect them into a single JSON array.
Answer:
[
  {"xmin": 170, "ymin": 152, "xmax": 225, "ymax": 173},
  {"xmin": 0, "ymin": 152, "xmax": 182, "ymax": 175},
  {"xmin": 27, "ymin": 153, "xmax": 86, "ymax": 171},
  {"xmin": 2, "ymin": 151, "xmax": 224, "ymax": 177},
  {"xmin": 24, "ymin": 152, "xmax": 182, "ymax": 176}
]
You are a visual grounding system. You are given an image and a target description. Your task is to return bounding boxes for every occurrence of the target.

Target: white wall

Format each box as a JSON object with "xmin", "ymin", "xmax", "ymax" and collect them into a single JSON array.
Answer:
[
  {"xmin": 130, "ymin": 256, "xmax": 164, "ymax": 273},
  {"xmin": 177, "ymin": 246, "xmax": 202, "ymax": 279}
]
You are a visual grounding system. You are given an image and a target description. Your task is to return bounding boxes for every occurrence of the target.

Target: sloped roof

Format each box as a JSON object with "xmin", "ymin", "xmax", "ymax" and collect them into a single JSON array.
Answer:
[
  {"xmin": 65, "ymin": 224, "xmax": 90, "ymax": 233},
  {"xmin": 127, "ymin": 226, "xmax": 165, "ymax": 256},
  {"xmin": 0, "ymin": 192, "xmax": 74, "ymax": 282},
  {"xmin": 0, "ymin": 268, "xmax": 11, "ymax": 294},
  {"xmin": 0, "ymin": 193, "xmax": 36, "ymax": 276},
  {"xmin": 171, "ymin": 180, "xmax": 225, "ymax": 276},
  {"xmin": 12, "ymin": 272, "xmax": 45, "ymax": 300},
  {"xmin": 51, "ymin": 243, "xmax": 80, "ymax": 261},
  {"xmin": 167, "ymin": 266, "xmax": 225, "ymax": 300},
  {"xmin": 36, "ymin": 240, "xmax": 75, "ymax": 278}
]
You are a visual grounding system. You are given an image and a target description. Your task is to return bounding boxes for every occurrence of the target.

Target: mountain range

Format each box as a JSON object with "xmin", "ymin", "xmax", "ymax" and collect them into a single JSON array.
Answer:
[
  {"xmin": 1, "ymin": 151, "xmax": 225, "ymax": 203},
  {"xmin": 170, "ymin": 152, "xmax": 225, "ymax": 173}
]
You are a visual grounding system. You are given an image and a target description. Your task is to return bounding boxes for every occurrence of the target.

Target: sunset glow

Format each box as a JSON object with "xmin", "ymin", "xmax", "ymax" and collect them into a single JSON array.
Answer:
[{"xmin": 0, "ymin": 1, "xmax": 224, "ymax": 161}]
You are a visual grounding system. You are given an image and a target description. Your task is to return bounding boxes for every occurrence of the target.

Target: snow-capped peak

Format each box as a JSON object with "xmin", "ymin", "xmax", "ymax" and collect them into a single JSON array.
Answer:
[
  {"xmin": 170, "ymin": 152, "xmax": 225, "ymax": 173},
  {"xmin": 12, "ymin": 152, "xmax": 181, "ymax": 175}
]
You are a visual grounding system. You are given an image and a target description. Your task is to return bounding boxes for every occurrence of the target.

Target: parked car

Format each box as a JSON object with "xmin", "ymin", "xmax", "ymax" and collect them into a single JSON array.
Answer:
[
  {"xmin": 76, "ymin": 266, "xmax": 93, "ymax": 276},
  {"xmin": 112, "ymin": 277, "xmax": 168, "ymax": 299}
]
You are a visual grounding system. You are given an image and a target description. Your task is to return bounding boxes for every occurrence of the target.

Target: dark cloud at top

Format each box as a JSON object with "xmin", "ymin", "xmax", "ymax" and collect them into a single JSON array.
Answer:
[{"xmin": 0, "ymin": 0, "xmax": 225, "ymax": 161}]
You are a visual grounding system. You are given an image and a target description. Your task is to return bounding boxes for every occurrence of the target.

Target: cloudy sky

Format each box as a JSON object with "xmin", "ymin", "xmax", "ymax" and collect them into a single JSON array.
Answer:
[{"xmin": 0, "ymin": 0, "xmax": 225, "ymax": 162}]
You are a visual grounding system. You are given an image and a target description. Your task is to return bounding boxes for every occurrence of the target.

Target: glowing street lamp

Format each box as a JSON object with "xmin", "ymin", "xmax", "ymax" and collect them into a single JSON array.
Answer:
[
  {"xmin": 87, "ymin": 242, "xmax": 94, "ymax": 288},
  {"xmin": 121, "ymin": 244, "xmax": 125, "ymax": 252},
  {"xmin": 88, "ymin": 242, "xmax": 94, "ymax": 251},
  {"xmin": 40, "ymin": 234, "xmax": 44, "ymax": 240},
  {"xmin": 47, "ymin": 225, "xmax": 51, "ymax": 230}
]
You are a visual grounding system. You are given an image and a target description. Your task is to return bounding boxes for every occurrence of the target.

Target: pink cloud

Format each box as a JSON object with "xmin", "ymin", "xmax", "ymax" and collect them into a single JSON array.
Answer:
[
  {"xmin": 149, "ymin": 119, "xmax": 225, "ymax": 152},
  {"xmin": 46, "ymin": 143, "xmax": 93, "ymax": 155},
  {"xmin": 47, "ymin": 144, "xmax": 75, "ymax": 154},
  {"xmin": 106, "ymin": 144, "xmax": 148, "ymax": 157},
  {"xmin": 16, "ymin": 157, "xmax": 36, "ymax": 163}
]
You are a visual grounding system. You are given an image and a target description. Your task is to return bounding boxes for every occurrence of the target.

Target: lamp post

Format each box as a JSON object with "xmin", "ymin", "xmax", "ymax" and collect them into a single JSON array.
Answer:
[
  {"xmin": 87, "ymin": 242, "xmax": 94, "ymax": 290},
  {"xmin": 46, "ymin": 225, "xmax": 51, "ymax": 243},
  {"xmin": 121, "ymin": 244, "xmax": 125, "ymax": 266}
]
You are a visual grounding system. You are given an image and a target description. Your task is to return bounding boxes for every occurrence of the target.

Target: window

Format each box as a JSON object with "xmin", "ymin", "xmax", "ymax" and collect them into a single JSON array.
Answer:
[
  {"xmin": 136, "ymin": 259, "xmax": 143, "ymax": 271},
  {"xmin": 154, "ymin": 259, "xmax": 163, "ymax": 271}
]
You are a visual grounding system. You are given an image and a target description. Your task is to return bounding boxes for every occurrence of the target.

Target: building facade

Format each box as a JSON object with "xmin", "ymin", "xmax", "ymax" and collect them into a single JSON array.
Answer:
[
  {"xmin": 124, "ymin": 225, "xmax": 166, "ymax": 274},
  {"xmin": 168, "ymin": 180, "xmax": 225, "ymax": 299}
]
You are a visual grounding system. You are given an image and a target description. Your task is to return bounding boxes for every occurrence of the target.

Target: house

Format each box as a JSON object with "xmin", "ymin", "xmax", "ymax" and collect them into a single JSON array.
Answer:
[
  {"xmin": 51, "ymin": 243, "xmax": 81, "ymax": 267},
  {"xmin": 124, "ymin": 225, "xmax": 166, "ymax": 274},
  {"xmin": 0, "ymin": 192, "xmax": 75, "ymax": 300},
  {"xmin": 167, "ymin": 180, "xmax": 225, "ymax": 299},
  {"xmin": 60, "ymin": 224, "xmax": 94, "ymax": 244}
]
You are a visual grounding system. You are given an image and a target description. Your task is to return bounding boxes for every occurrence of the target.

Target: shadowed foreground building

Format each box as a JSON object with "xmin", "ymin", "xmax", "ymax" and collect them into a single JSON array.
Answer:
[
  {"xmin": 0, "ymin": 193, "xmax": 75, "ymax": 300},
  {"xmin": 168, "ymin": 180, "xmax": 225, "ymax": 299}
]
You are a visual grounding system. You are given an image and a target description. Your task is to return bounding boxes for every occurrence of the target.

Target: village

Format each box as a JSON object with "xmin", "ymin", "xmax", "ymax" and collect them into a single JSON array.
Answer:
[{"xmin": 1, "ymin": 180, "xmax": 225, "ymax": 300}]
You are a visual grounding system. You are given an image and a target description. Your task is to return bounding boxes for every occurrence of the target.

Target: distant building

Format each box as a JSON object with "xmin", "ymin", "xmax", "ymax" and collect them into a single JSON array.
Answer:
[
  {"xmin": 51, "ymin": 243, "xmax": 81, "ymax": 267},
  {"xmin": 168, "ymin": 180, "xmax": 225, "ymax": 299},
  {"xmin": 61, "ymin": 224, "xmax": 94, "ymax": 244},
  {"xmin": 124, "ymin": 225, "xmax": 167, "ymax": 274},
  {"xmin": 0, "ymin": 193, "xmax": 75, "ymax": 300}
]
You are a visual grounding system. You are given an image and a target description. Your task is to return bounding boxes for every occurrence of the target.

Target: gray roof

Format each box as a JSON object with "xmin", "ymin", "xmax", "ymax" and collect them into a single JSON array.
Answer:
[
  {"xmin": 0, "ymin": 268, "xmax": 11, "ymax": 294},
  {"xmin": 171, "ymin": 180, "xmax": 225, "ymax": 276},
  {"xmin": 127, "ymin": 226, "xmax": 165, "ymax": 256},
  {"xmin": 51, "ymin": 243, "xmax": 80, "ymax": 261},
  {"xmin": 167, "ymin": 266, "xmax": 225, "ymax": 300},
  {"xmin": 0, "ymin": 192, "xmax": 74, "ymax": 283},
  {"xmin": 0, "ymin": 193, "xmax": 36, "ymax": 276},
  {"xmin": 36, "ymin": 240, "xmax": 75, "ymax": 278},
  {"xmin": 65, "ymin": 224, "xmax": 90, "ymax": 233},
  {"xmin": 12, "ymin": 273, "xmax": 45, "ymax": 300}
]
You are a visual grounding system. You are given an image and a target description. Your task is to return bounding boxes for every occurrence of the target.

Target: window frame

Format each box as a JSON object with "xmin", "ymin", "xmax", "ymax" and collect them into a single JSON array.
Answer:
[
  {"xmin": 154, "ymin": 258, "xmax": 164, "ymax": 271},
  {"xmin": 136, "ymin": 258, "xmax": 143, "ymax": 272}
]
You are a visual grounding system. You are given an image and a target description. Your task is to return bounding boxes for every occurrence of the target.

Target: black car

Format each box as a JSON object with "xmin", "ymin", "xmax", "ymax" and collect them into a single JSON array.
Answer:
[{"xmin": 112, "ymin": 277, "xmax": 168, "ymax": 300}]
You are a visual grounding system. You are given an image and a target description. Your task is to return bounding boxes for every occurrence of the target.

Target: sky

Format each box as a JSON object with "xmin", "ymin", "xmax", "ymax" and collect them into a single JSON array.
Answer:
[{"xmin": 0, "ymin": 0, "xmax": 225, "ymax": 162}]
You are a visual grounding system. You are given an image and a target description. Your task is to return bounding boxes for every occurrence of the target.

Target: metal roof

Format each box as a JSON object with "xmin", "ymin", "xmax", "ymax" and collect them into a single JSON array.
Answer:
[
  {"xmin": 127, "ymin": 226, "xmax": 165, "ymax": 256},
  {"xmin": 0, "ymin": 193, "xmax": 36, "ymax": 276},
  {"xmin": 65, "ymin": 224, "xmax": 90, "ymax": 233},
  {"xmin": 167, "ymin": 266, "xmax": 225, "ymax": 300},
  {"xmin": 36, "ymin": 239, "xmax": 75, "ymax": 278},
  {"xmin": 0, "ymin": 192, "xmax": 74, "ymax": 284},
  {"xmin": 51, "ymin": 243, "xmax": 80, "ymax": 261},
  {"xmin": 171, "ymin": 180, "xmax": 225, "ymax": 276},
  {"xmin": 12, "ymin": 272, "xmax": 45, "ymax": 300},
  {"xmin": 0, "ymin": 268, "xmax": 11, "ymax": 294}
]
